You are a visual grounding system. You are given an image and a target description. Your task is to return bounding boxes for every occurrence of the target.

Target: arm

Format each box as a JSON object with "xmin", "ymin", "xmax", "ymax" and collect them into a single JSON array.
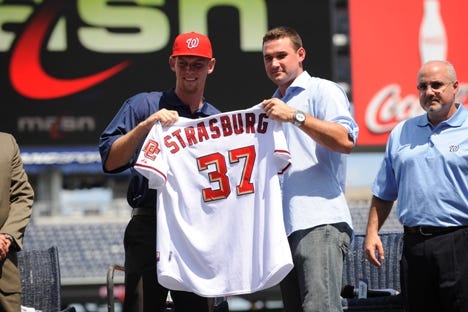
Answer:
[
  {"xmin": 104, "ymin": 109, "xmax": 179, "ymax": 172},
  {"xmin": 262, "ymin": 98, "xmax": 355, "ymax": 154},
  {"xmin": 297, "ymin": 112, "xmax": 354, "ymax": 153},
  {"xmin": 1, "ymin": 135, "xmax": 34, "ymax": 255},
  {"xmin": 364, "ymin": 195, "xmax": 394, "ymax": 267}
]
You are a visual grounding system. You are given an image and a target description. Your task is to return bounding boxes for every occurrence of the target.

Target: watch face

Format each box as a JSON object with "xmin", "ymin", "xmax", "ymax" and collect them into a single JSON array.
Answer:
[{"xmin": 295, "ymin": 111, "xmax": 306, "ymax": 122}]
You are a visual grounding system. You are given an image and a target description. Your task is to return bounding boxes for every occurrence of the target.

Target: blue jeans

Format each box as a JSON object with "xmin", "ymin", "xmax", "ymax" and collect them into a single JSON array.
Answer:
[{"xmin": 280, "ymin": 223, "xmax": 351, "ymax": 312}]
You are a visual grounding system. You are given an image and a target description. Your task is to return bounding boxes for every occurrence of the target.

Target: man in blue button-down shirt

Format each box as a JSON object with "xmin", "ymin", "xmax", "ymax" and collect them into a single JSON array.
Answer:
[
  {"xmin": 365, "ymin": 60, "xmax": 468, "ymax": 312},
  {"xmin": 261, "ymin": 26, "xmax": 359, "ymax": 312}
]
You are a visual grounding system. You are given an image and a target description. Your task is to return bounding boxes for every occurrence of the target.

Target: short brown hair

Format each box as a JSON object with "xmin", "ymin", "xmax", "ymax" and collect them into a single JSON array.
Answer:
[{"xmin": 262, "ymin": 26, "xmax": 303, "ymax": 51}]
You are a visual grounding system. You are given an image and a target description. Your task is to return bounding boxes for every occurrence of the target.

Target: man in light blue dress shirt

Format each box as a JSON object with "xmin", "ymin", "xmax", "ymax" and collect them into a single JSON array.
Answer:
[
  {"xmin": 365, "ymin": 60, "xmax": 468, "ymax": 312},
  {"xmin": 261, "ymin": 26, "xmax": 359, "ymax": 312}
]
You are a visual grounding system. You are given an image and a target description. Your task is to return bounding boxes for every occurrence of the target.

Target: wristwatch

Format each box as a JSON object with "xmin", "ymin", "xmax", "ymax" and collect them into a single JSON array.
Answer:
[{"xmin": 293, "ymin": 110, "xmax": 306, "ymax": 126}]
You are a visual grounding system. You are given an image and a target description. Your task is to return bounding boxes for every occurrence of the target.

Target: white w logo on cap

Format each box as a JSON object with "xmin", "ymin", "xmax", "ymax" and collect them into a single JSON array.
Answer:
[{"xmin": 185, "ymin": 38, "xmax": 200, "ymax": 49}]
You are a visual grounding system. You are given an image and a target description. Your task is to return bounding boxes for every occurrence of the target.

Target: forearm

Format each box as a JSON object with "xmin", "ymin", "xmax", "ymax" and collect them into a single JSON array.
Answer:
[
  {"xmin": 262, "ymin": 98, "xmax": 355, "ymax": 153},
  {"xmin": 366, "ymin": 195, "xmax": 394, "ymax": 235},
  {"xmin": 104, "ymin": 121, "xmax": 152, "ymax": 171},
  {"xmin": 104, "ymin": 108, "xmax": 180, "ymax": 171},
  {"xmin": 300, "ymin": 115, "xmax": 354, "ymax": 154},
  {"xmin": 365, "ymin": 196, "xmax": 395, "ymax": 266}
]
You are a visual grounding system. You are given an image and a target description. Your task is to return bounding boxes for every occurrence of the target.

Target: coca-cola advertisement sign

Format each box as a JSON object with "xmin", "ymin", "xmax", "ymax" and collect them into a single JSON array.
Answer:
[{"xmin": 349, "ymin": 0, "xmax": 468, "ymax": 147}]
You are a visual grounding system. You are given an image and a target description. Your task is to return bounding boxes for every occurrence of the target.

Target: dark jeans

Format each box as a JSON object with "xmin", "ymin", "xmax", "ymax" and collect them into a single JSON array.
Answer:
[
  {"xmin": 123, "ymin": 215, "xmax": 209, "ymax": 312},
  {"xmin": 401, "ymin": 227, "xmax": 468, "ymax": 312}
]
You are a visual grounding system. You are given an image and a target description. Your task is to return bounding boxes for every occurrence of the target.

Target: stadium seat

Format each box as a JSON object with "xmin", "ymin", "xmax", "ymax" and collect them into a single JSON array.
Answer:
[
  {"xmin": 18, "ymin": 246, "xmax": 76, "ymax": 312},
  {"xmin": 341, "ymin": 232, "xmax": 404, "ymax": 311},
  {"xmin": 23, "ymin": 223, "xmax": 126, "ymax": 283}
]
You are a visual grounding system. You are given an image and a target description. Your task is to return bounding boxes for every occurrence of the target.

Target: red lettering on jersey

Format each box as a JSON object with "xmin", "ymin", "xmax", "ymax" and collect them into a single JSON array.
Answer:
[
  {"xmin": 220, "ymin": 115, "xmax": 233, "ymax": 137},
  {"xmin": 257, "ymin": 113, "xmax": 268, "ymax": 133},
  {"xmin": 164, "ymin": 135, "xmax": 180, "ymax": 154},
  {"xmin": 209, "ymin": 118, "xmax": 221, "ymax": 138},
  {"xmin": 172, "ymin": 129, "xmax": 186, "ymax": 148},
  {"xmin": 232, "ymin": 113, "xmax": 245, "ymax": 134},
  {"xmin": 185, "ymin": 126, "xmax": 198, "ymax": 146},
  {"xmin": 163, "ymin": 111, "xmax": 272, "ymax": 155},
  {"xmin": 245, "ymin": 113, "xmax": 256, "ymax": 133},
  {"xmin": 196, "ymin": 121, "xmax": 210, "ymax": 142}
]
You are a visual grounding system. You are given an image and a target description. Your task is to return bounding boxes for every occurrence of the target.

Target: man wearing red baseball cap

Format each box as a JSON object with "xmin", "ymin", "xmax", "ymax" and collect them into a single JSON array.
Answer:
[{"xmin": 99, "ymin": 32, "xmax": 222, "ymax": 312}]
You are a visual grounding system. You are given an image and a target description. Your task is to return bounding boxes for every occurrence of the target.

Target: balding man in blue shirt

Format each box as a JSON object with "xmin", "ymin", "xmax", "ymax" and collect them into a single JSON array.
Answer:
[{"xmin": 365, "ymin": 60, "xmax": 468, "ymax": 312}]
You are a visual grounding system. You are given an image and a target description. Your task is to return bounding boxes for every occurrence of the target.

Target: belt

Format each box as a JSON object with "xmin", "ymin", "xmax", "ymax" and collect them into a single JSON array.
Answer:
[
  {"xmin": 404, "ymin": 225, "xmax": 467, "ymax": 236},
  {"xmin": 131, "ymin": 207, "xmax": 155, "ymax": 217}
]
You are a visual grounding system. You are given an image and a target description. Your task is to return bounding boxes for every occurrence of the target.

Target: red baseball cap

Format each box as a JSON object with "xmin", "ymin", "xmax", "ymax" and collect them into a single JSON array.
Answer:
[{"xmin": 171, "ymin": 32, "xmax": 213, "ymax": 59}]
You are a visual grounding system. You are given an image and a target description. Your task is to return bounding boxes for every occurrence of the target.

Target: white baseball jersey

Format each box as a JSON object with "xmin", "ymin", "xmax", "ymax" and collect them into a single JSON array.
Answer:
[{"xmin": 135, "ymin": 104, "xmax": 293, "ymax": 296}]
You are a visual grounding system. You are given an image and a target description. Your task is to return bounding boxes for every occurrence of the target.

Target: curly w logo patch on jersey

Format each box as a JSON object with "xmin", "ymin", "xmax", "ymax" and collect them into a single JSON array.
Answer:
[{"xmin": 143, "ymin": 139, "xmax": 161, "ymax": 161}]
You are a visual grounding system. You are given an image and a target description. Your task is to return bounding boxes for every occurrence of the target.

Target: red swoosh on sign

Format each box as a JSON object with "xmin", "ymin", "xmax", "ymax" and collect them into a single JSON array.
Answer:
[{"xmin": 9, "ymin": 0, "xmax": 130, "ymax": 100}]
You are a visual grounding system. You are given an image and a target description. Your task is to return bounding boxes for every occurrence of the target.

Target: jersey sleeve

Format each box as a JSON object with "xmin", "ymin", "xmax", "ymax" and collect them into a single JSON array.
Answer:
[
  {"xmin": 249, "ymin": 103, "xmax": 291, "ymax": 174},
  {"xmin": 134, "ymin": 122, "xmax": 168, "ymax": 189},
  {"xmin": 272, "ymin": 119, "xmax": 291, "ymax": 174}
]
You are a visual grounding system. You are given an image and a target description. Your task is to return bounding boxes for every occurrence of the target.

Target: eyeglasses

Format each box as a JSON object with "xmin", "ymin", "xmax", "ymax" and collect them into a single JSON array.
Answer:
[{"xmin": 416, "ymin": 81, "xmax": 453, "ymax": 92}]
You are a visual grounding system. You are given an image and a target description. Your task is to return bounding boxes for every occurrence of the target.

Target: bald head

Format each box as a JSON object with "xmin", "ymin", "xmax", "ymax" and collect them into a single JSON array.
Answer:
[{"xmin": 418, "ymin": 60, "xmax": 457, "ymax": 82}]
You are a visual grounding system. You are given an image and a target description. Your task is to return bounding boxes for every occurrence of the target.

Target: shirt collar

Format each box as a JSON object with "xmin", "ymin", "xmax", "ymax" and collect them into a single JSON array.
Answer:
[
  {"xmin": 163, "ymin": 88, "xmax": 216, "ymax": 118},
  {"xmin": 417, "ymin": 103, "xmax": 467, "ymax": 128},
  {"xmin": 273, "ymin": 71, "xmax": 310, "ymax": 99}
]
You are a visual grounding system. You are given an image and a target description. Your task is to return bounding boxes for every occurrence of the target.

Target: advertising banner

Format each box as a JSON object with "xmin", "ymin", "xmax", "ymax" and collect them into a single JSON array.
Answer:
[
  {"xmin": 0, "ymin": 0, "xmax": 333, "ymax": 147},
  {"xmin": 349, "ymin": 0, "xmax": 468, "ymax": 148}
]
